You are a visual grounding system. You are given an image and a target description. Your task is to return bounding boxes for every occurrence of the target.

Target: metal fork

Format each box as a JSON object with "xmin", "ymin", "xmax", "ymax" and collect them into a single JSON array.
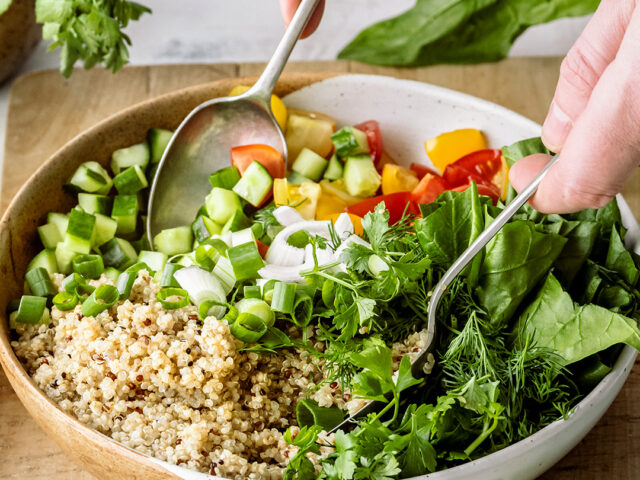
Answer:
[{"xmin": 330, "ymin": 154, "xmax": 560, "ymax": 433}]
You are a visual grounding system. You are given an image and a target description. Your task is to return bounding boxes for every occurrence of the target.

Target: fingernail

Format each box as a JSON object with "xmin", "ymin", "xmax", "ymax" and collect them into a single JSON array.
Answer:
[{"xmin": 542, "ymin": 101, "xmax": 572, "ymax": 152}]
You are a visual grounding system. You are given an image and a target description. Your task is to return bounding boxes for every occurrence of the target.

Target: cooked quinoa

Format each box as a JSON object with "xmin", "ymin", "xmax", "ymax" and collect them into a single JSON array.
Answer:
[{"xmin": 12, "ymin": 270, "xmax": 429, "ymax": 479}]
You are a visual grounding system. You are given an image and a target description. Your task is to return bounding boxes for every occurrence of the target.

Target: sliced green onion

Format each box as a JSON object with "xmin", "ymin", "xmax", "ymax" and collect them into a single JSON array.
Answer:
[
  {"xmin": 296, "ymin": 399, "xmax": 345, "ymax": 430},
  {"xmin": 227, "ymin": 242, "xmax": 264, "ymax": 281},
  {"xmin": 156, "ymin": 287, "xmax": 189, "ymax": 309},
  {"xmin": 62, "ymin": 273, "xmax": 95, "ymax": 300},
  {"xmin": 262, "ymin": 279, "xmax": 277, "ymax": 304},
  {"xmin": 53, "ymin": 291, "xmax": 79, "ymax": 311},
  {"xmin": 229, "ymin": 312, "xmax": 267, "ymax": 343},
  {"xmin": 15, "ymin": 295, "xmax": 49, "ymax": 324},
  {"xmin": 322, "ymin": 279, "xmax": 335, "ymax": 308},
  {"xmin": 81, "ymin": 285, "xmax": 119, "ymax": 317},
  {"xmin": 243, "ymin": 285, "xmax": 261, "ymax": 299},
  {"xmin": 72, "ymin": 254, "xmax": 105, "ymax": 279},
  {"xmin": 195, "ymin": 244, "xmax": 220, "ymax": 271},
  {"xmin": 159, "ymin": 263, "xmax": 184, "ymax": 288},
  {"xmin": 235, "ymin": 298, "xmax": 274, "ymax": 327},
  {"xmin": 198, "ymin": 299, "xmax": 227, "ymax": 320},
  {"xmin": 291, "ymin": 294, "xmax": 313, "ymax": 328},
  {"xmin": 116, "ymin": 262, "xmax": 149, "ymax": 300},
  {"xmin": 25, "ymin": 267, "xmax": 56, "ymax": 297},
  {"xmin": 271, "ymin": 282, "xmax": 297, "ymax": 314},
  {"xmin": 223, "ymin": 305, "xmax": 239, "ymax": 324}
]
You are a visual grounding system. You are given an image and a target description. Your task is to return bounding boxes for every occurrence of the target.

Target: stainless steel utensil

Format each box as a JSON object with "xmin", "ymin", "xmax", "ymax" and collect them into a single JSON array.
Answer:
[
  {"xmin": 330, "ymin": 154, "xmax": 561, "ymax": 433},
  {"xmin": 147, "ymin": 0, "xmax": 321, "ymax": 243}
]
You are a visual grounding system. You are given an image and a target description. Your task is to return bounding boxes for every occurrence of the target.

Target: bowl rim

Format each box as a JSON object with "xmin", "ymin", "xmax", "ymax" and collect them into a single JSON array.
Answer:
[{"xmin": 0, "ymin": 71, "xmax": 636, "ymax": 480}]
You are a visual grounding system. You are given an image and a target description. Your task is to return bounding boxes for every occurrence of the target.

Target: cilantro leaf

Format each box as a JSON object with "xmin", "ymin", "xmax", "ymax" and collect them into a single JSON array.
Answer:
[
  {"xmin": 361, "ymin": 203, "xmax": 391, "ymax": 250},
  {"xmin": 395, "ymin": 355, "xmax": 422, "ymax": 394}
]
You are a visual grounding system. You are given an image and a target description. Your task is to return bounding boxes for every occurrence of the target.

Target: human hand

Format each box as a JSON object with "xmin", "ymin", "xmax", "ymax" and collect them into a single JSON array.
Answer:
[
  {"xmin": 509, "ymin": 1, "xmax": 640, "ymax": 213},
  {"xmin": 278, "ymin": 0, "xmax": 325, "ymax": 38}
]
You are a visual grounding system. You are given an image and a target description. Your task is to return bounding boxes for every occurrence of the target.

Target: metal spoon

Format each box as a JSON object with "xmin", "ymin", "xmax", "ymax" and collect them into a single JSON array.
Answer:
[
  {"xmin": 330, "ymin": 154, "xmax": 561, "ymax": 433},
  {"xmin": 147, "ymin": 0, "xmax": 321, "ymax": 243}
]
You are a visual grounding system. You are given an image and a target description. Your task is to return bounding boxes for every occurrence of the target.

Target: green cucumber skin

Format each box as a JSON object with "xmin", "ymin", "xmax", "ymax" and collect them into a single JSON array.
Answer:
[
  {"xmin": 111, "ymin": 142, "xmax": 150, "ymax": 175},
  {"xmin": 323, "ymin": 154, "xmax": 344, "ymax": 181},
  {"xmin": 292, "ymin": 148, "xmax": 329, "ymax": 182},
  {"xmin": 209, "ymin": 166, "xmax": 241, "ymax": 190},
  {"xmin": 232, "ymin": 161, "xmax": 274, "ymax": 207},
  {"xmin": 147, "ymin": 129, "xmax": 173, "ymax": 164}
]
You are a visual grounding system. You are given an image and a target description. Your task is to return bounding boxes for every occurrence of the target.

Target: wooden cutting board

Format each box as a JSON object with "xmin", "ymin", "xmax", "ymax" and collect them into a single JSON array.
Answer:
[{"xmin": 2, "ymin": 59, "xmax": 640, "ymax": 480}]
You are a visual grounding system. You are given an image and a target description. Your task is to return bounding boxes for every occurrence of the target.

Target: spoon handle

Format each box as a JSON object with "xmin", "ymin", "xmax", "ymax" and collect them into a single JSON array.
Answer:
[{"xmin": 250, "ymin": 0, "xmax": 322, "ymax": 100}]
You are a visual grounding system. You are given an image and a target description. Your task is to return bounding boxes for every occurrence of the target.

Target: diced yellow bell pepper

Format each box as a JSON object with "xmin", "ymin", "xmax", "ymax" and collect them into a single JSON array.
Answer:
[
  {"xmin": 494, "ymin": 155, "xmax": 510, "ymax": 201},
  {"xmin": 285, "ymin": 112, "xmax": 334, "ymax": 164},
  {"xmin": 229, "ymin": 85, "xmax": 288, "ymax": 132},
  {"xmin": 318, "ymin": 179, "xmax": 366, "ymax": 206},
  {"xmin": 315, "ymin": 192, "xmax": 348, "ymax": 221},
  {"xmin": 326, "ymin": 212, "xmax": 363, "ymax": 236},
  {"xmin": 425, "ymin": 128, "xmax": 487, "ymax": 173},
  {"xmin": 381, "ymin": 164, "xmax": 419, "ymax": 195},
  {"xmin": 273, "ymin": 178, "xmax": 321, "ymax": 220}
]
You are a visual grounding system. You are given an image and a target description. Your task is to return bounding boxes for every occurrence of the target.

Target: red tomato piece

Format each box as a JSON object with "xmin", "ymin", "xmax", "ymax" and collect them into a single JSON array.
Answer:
[
  {"xmin": 346, "ymin": 191, "xmax": 419, "ymax": 225},
  {"xmin": 442, "ymin": 149, "xmax": 502, "ymax": 187},
  {"xmin": 411, "ymin": 173, "xmax": 450, "ymax": 205},
  {"xmin": 256, "ymin": 239, "xmax": 269, "ymax": 259},
  {"xmin": 354, "ymin": 120, "xmax": 383, "ymax": 166},
  {"xmin": 410, "ymin": 162, "xmax": 442, "ymax": 180},
  {"xmin": 230, "ymin": 144, "xmax": 285, "ymax": 179},
  {"xmin": 451, "ymin": 182, "xmax": 501, "ymax": 204}
]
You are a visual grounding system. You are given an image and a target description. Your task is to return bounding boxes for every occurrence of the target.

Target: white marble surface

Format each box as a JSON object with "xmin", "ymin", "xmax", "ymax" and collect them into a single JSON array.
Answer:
[{"xmin": 0, "ymin": 0, "xmax": 590, "ymax": 196}]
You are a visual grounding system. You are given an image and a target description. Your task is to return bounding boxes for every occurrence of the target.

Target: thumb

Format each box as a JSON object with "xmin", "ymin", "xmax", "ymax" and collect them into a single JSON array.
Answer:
[{"xmin": 278, "ymin": 0, "xmax": 325, "ymax": 39}]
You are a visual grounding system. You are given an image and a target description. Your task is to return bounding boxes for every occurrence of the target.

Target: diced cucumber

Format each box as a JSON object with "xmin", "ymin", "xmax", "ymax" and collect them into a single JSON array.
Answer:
[
  {"xmin": 131, "ymin": 233, "xmax": 151, "ymax": 253},
  {"xmin": 38, "ymin": 223, "xmax": 63, "ymax": 249},
  {"xmin": 64, "ymin": 208, "xmax": 96, "ymax": 254},
  {"xmin": 78, "ymin": 193, "xmax": 112, "ymax": 215},
  {"xmin": 101, "ymin": 238, "xmax": 138, "ymax": 270},
  {"xmin": 92, "ymin": 214, "xmax": 118, "ymax": 247},
  {"xmin": 153, "ymin": 226, "xmax": 193, "ymax": 256},
  {"xmin": 287, "ymin": 171, "xmax": 313, "ymax": 185},
  {"xmin": 111, "ymin": 194, "xmax": 139, "ymax": 235},
  {"xmin": 47, "ymin": 213, "xmax": 69, "ymax": 237},
  {"xmin": 343, "ymin": 155, "xmax": 381, "ymax": 197},
  {"xmin": 113, "ymin": 165, "xmax": 148, "ymax": 194},
  {"xmin": 331, "ymin": 126, "xmax": 370, "ymax": 158},
  {"xmin": 231, "ymin": 227, "xmax": 255, "ymax": 247},
  {"xmin": 191, "ymin": 215, "xmax": 222, "ymax": 243},
  {"xmin": 137, "ymin": 250, "xmax": 168, "ymax": 273},
  {"xmin": 221, "ymin": 209, "xmax": 251, "ymax": 234},
  {"xmin": 55, "ymin": 243, "xmax": 77, "ymax": 274},
  {"xmin": 209, "ymin": 166, "xmax": 241, "ymax": 190},
  {"xmin": 67, "ymin": 162, "xmax": 112, "ymax": 195},
  {"xmin": 292, "ymin": 148, "xmax": 328, "ymax": 182},
  {"xmin": 103, "ymin": 267, "xmax": 121, "ymax": 283},
  {"xmin": 205, "ymin": 187, "xmax": 242, "ymax": 224},
  {"xmin": 175, "ymin": 253, "xmax": 196, "ymax": 267},
  {"xmin": 27, "ymin": 249, "xmax": 58, "ymax": 274},
  {"xmin": 232, "ymin": 161, "xmax": 273, "ymax": 207},
  {"xmin": 111, "ymin": 142, "xmax": 150, "ymax": 175},
  {"xmin": 147, "ymin": 129, "xmax": 173, "ymax": 164},
  {"xmin": 323, "ymin": 153, "xmax": 344, "ymax": 180}
]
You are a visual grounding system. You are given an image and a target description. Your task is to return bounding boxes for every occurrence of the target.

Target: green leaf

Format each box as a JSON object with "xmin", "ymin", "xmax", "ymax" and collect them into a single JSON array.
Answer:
[
  {"xmin": 415, "ymin": 183, "xmax": 483, "ymax": 267},
  {"xmin": 606, "ymin": 227, "xmax": 639, "ymax": 286},
  {"xmin": 361, "ymin": 203, "xmax": 391, "ymax": 250},
  {"xmin": 349, "ymin": 337, "xmax": 393, "ymax": 387},
  {"xmin": 476, "ymin": 220, "xmax": 567, "ymax": 327},
  {"xmin": 549, "ymin": 219, "xmax": 599, "ymax": 287},
  {"xmin": 519, "ymin": 273, "xmax": 640, "ymax": 365},
  {"xmin": 395, "ymin": 355, "xmax": 422, "ymax": 393},
  {"xmin": 338, "ymin": 0, "xmax": 497, "ymax": 65},
  {"xmin": 398, "ymin": 416, "xmax": 438, "ymax": 476},
  {"xmin": 501, "ymin": 137, "xmax": 551, "ymax": 167}
]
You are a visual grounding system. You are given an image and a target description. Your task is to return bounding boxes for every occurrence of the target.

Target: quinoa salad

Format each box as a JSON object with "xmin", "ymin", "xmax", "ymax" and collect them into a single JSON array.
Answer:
[
  {"xmin": 9, "ymin": 94, "xmax": 640, "ymax": 480},
  {"xmin": 12, "ymin": 270, "xmax": 428, "ymax": 478}
]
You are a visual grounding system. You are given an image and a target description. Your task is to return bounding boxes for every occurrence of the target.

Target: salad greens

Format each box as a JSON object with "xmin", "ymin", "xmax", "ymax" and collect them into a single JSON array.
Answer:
[
  {"xmin": 282, "ymin": 137, "xmax": 640, "ymax": 479},
  {"xmin": 338, "ymin": 0, "xmax": 599, "ymax": 67},
  {"xmin": 34, "ymin": 0, "xmax": 151, "ymax": 77}
]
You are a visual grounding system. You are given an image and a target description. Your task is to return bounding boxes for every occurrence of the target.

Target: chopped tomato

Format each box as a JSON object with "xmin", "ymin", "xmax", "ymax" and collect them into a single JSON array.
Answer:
[
  {"xmin": 355, "ymin": 120, "xmax": 383, "ymax": 166},
  {"xmin": 451, "ymin": 182, "xmax": 501, "ymax": 204},
  {"xmin": 411, "ymin": 173, "xmax": 450, "ymax": 205},
  {"xmin": 410, "ymin": 162, "xmax": 442, "ymax": 180},
  {"xmin": 231, "ymin": 144, "xmax": 285, "ymax": 179},
  {"xmin": 346, "ymin": 191, "xmax": 419, "ymax": 225},
  {"xmin": 442, "ymin": 149, "xmax": 502, "ymax": 188},
  {"xmin": 256, "ymin": 239, "xmax": 269, "ymax": 259}
]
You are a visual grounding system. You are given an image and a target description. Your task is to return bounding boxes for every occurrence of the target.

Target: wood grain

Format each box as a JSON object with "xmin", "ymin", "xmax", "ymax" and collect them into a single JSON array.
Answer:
[{"xmin": 1, "ymin": 59, "xmax": 639, "ymax": 479}]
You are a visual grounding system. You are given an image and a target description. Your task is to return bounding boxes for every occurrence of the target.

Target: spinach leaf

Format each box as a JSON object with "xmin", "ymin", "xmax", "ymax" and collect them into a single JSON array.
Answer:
[
  {"xmin": 605, "ymin": 226, "xmax": 639, "ymax": 286},
  {"xmin": 501, "ymin": 137, "xmax": 551, "ymax": 168},
  {"xmin": 339, "ymin": 0, "xmax": 598, "ymax": 67},
  {"xmin": 415, "ymin": 183, "xmax": 483, "ymax": 268},
  {"xmin": 476, "ymin": 220, "xmax": 566, "ymax": 327},
  {"xmin": 519, "ymin": 273, "xmax": 640, "ymax": 365},
  {"xmin": 337, "ymin": 0, "xmax": 497, "ymax": 66},
  {"xmin": 548, "ymin": 219, "xmax": 599, "ymax": 288}
]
